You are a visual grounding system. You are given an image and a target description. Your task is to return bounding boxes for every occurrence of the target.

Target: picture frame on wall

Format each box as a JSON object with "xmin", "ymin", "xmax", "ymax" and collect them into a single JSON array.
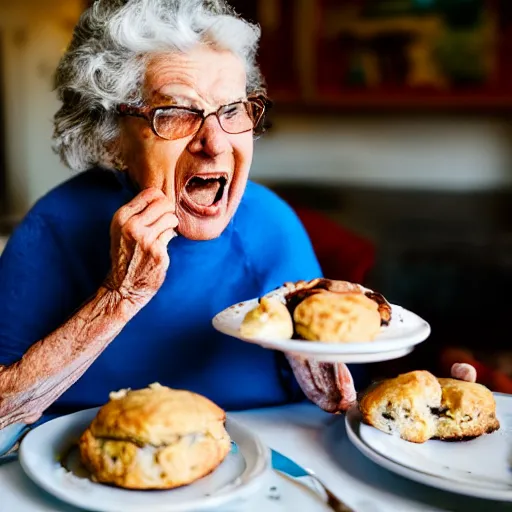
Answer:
[{"xmin": 232, "ymin": 0, "xmax": 512, "ymax": 112}]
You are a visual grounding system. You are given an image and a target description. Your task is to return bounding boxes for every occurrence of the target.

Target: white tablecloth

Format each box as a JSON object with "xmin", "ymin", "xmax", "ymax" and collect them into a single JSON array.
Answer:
[{"xmin": 0, "ymin": 403, "xmax": 510, "ymax": 512}]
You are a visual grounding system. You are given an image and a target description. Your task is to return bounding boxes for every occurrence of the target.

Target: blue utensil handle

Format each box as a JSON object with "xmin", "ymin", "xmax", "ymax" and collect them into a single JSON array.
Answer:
[{"xmin": 0, "ymin": 422, "xmax": 30, "ymax": 456}]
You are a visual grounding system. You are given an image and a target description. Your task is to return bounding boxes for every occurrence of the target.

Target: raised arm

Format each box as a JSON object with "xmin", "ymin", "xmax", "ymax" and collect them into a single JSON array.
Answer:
[{"xmin": 0, "ymin": 188, "xmax": 177, "ymax": 429}]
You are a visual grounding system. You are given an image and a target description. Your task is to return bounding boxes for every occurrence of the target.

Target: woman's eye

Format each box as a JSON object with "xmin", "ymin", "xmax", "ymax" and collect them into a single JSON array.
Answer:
[{"xmin": 222, "ymin": 105, "xmax": 243, "ymax": 119}]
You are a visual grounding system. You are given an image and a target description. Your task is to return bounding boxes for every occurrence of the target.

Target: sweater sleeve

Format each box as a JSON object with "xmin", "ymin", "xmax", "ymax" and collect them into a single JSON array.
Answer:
[{"xmin": 0, "ymin": 213, "xmax": 77, "ymax": 366}]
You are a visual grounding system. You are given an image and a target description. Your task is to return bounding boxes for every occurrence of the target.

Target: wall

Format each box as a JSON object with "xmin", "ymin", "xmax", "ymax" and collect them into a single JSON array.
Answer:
[
  {"xmin": 2, "ymin": 1, "xmax": 512, "ymax": 222},
  {"xmin": 251, "ymin": 114, "xmax": 512, "ymax": 191},
  {"xmin": 0, "ymin": 0, "xmax": 83, "ymax": 218}
]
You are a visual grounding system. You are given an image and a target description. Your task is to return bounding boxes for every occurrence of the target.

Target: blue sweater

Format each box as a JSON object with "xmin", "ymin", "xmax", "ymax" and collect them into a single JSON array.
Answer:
[{"xmin": 0, "ymin": 169, "xmax": 323, "ymax": 412}]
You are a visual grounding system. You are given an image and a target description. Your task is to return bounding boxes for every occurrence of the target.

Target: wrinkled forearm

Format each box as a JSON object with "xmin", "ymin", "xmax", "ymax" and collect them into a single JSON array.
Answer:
[{"xmin": 0, "ymin": 287, "xmax": 139, "ymax": 428}]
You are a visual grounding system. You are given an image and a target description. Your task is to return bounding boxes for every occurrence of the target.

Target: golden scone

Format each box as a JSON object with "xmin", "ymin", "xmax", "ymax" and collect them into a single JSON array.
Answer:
[
  {"xmin": 293, "ymin": 291, "xmax": 382, "ymax": 342},
  {"xmin": 239, "ymin": 297, "xmax": 294, "ymax": 339},
  {"xmin": 283, "ymin": 278, "xmax": 393, "ymax": 326},
  {"xmin": 79, "ymin": 383, "xmax": 231, "ymax": 490},
  {"xmin": 434, "ymin": 378, "xmax": 500, "ymax": 440},
  {"xmin": 359, "ymin": 371, "xmax": 500, "ymax": 444},
  {"xmin": 359, "ymin": 371, "xmax": 442, "ymax": 443}
]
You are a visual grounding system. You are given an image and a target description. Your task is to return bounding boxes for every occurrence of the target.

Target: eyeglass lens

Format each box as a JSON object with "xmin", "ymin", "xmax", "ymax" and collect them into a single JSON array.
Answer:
[{"xmin": 153, "ymin": 101, "xmax": 263, "ymax": 140}]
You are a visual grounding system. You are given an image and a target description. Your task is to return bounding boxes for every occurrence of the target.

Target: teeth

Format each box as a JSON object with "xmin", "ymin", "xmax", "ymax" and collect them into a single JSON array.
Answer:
[{"xmin": 187, "ymin": 174, "xmax": 227, "ymax": 184}]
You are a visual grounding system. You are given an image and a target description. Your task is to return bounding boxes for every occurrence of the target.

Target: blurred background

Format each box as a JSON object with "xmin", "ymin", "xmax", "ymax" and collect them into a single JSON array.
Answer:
[{"xmin": 1, "ymin": 0, "xmax": 512, "ymax": 388}]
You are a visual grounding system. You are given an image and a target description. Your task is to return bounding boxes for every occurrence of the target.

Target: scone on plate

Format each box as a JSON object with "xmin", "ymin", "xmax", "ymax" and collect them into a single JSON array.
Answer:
[
  {"xmin": 293, "ymin": 291, "xmax": 382, "ymax": 343},
  {"xmin": 283, "ymin": 278, "xmax": 393, "ymax": 327},
  {"xmin": 359, "ymin": 370, "xmax": 442, "ymax": 443},
  {"xmin": 434, "ymin": 378, "xmax": 500, "ymax": 440},
  {"xmin": 359, "ymin": 370, "xmax": 500, "ymax": 444},
  {"xmin": 239, "ymin": 297, "xmax": 294, "ymax": 340},
  {"xmin": 240, "ymin": 278, "xmax": 392, "ymax": 343},
  {"xmin": 79, "ymin": 383, "xmax": 231, "ymax": 490}
]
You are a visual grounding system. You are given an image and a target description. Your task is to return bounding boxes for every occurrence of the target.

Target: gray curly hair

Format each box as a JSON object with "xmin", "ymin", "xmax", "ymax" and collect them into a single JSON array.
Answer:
[{"xmin": 52, "ymin": 0, "xmax": 266, "ymax": 171}]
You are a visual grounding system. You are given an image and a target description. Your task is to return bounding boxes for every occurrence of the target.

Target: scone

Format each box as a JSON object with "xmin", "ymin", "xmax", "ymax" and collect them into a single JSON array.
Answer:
[
  {"xmin": 434, "ymin": 378, "xmax": 500, "ymax": 440},
  {"xmin": 239, "ymin": 297, "xmax": 294, "ymax": 340},
  {"xmin": 359, "ymin": 371, "xmax": 500, "ymax": 444},
  {"xmin": 359, "ymin": 371, "xmax": 442, "ymax": 443},
  {"xmin": 283, "ymin": 278, "xmax": 392, "ymax": 327},
  {"xmin": 293, "ymin": 291, "xmax": 382, "ymax": 342},
  {"xmin": 79, "ymin": 383, "xmax": 231, "ymax": 489}
]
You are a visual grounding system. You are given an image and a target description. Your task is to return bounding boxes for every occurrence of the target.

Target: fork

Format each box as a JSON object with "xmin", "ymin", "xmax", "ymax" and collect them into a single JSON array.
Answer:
[{"xmin": 272, "ymin": 450, "xmax": 355, "ymax": 512}]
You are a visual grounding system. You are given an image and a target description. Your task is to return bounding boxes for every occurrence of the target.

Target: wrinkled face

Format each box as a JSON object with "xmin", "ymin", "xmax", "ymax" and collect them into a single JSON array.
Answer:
[{"xmin": 118, "ymin": 46, "xmax": 253, "ymax": 240}]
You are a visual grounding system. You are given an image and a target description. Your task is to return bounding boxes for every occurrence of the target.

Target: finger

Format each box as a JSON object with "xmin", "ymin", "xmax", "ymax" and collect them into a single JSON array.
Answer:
[
  {"xmin": 146, "ymin": 209, "xmax": 179, "ymax": 231},
  {"xmin": 134, "ymin": 197, "xmax": 176, "ymax": 227},
  {"xmin": 115, "ymin": 188, "xmax": 166, "ymax": 226},
  {"xmin": 142, "ymin": 212, "xmax": 179, "ymax": 246},
  {"xmin": 334, "ymin": 363, "xmax": 357, "ymax": 410},
  {"xmin": 451, "ymin": 363, "xmax": 477, "ymax": 383},
  {"xmin": 157, "ymin": 227, "xmax": 178, "ymax": 247},
  {"xmin": 148, "ymin": 228, "xmax": 176, "ymax": 265},
  {"xmin": 122, "ymin": 206, "xmax": 177, "ymax": 245}
]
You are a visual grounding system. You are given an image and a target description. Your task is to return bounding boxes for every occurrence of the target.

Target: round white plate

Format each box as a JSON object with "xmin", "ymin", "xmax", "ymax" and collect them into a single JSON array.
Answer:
[
  {"xmin": 1, "ymin": 461, "xmax": 331, "ymax": 512},
  {"xmin": 19, "ymin": 407, "xmax": 271, "ymax": 512},
  {"xmin": 345, "ymin": 393, "xmax": 512, "ymax": 501},
  {"xmin": 212, "ymin": 286, "xmax": 431, "ymax": 363}
]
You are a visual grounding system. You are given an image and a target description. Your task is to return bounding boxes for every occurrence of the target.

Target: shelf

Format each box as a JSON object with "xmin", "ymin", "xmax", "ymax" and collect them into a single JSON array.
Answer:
[{"xmin": 269, "ymin": 89, "xmax": 512, "ymax": 114}]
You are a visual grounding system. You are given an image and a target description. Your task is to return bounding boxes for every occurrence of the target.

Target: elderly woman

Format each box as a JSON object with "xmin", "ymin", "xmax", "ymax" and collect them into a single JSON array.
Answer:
[{"xmin": 0, "ymin": 0, "xmax": 471, "ymax": 430}]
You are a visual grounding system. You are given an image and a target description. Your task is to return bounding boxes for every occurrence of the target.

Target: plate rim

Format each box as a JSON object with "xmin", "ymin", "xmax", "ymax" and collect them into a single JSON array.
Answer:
[
  {"xmin": 344, "ymin": 393, "xmax": 512, "ymax": 502},
  {"xmin": 19, "ymin": 407, "xmax": 271, "ymax": 512},
  {"xmin": 212, "ymin": 296, "xmax": 431, "ymax": 357}
]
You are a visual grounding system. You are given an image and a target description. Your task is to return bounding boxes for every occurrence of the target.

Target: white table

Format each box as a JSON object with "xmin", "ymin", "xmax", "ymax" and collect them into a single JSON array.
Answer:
[{"xmin": 0, "ymin": 403, "xmax": 510, "ymax": 512}]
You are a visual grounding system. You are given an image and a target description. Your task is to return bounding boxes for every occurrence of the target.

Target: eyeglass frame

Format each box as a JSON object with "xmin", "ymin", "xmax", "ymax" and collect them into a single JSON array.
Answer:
[{"xmin": 117, "ymin": 94, "xmax": 272, "ymax": 141}]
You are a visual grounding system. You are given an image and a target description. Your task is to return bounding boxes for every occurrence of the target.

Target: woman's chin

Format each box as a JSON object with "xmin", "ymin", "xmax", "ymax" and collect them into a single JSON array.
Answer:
[{"xmin": 176, "ymin": 213, "xmax": 231, "ymax": 241}]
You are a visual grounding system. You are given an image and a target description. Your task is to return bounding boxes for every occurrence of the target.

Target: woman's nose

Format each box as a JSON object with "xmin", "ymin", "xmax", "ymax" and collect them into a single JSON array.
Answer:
[{"xmin": 188, "ymin": 115, "xmax": 231, "ymax": 157}]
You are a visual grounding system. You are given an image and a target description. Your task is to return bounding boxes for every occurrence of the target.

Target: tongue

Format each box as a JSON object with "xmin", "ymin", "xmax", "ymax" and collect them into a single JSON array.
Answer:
[{"xmin": 186, "ymin": 178, "xmax": 222, "ymax": 207}]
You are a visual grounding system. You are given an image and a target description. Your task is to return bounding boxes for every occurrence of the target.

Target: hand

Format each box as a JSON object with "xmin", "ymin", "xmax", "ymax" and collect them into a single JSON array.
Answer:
[
  {"xmin": 450, "ymin": 362, "xmax": 477, "ymax": 383},
  {"xmin": 105, "ymin": 188, "xmax": 178, "ymax": 307},
  {"xmin": 287, "ymin": 356, "xmax": 478, "ymax": 414},
  {"xmin": 286, "ymin": 355, "xmax": 357, "ymax": 414}
]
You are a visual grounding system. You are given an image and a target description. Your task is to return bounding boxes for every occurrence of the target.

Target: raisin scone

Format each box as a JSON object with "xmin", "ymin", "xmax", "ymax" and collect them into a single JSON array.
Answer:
[
  {"xmin": 434, "ymin": 378, "xmax": 500, "ymax": 440},
  {"xmin": 359, "ymin": 371, "xmax": 500, "ymax": 444},
  {"xmin": 239, "ymin": 297, "xmax": 294, "ymax": 340},
  {"xmin": 293, "ymin": 290, "xmax": 382, "ymax": 343},
  {"xmin": 79, "ymin": 383, "xmax": 231, "ymax": 489},
  {"xmin": 359, "ymin": 371, "xmax": 442, "ymax": 443}
]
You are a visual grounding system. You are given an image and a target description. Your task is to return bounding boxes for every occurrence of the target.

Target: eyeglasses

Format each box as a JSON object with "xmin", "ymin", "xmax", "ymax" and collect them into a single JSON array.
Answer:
[{"xmin": 117, "ymin": 95, "xmax": 270, "ymax": 141}]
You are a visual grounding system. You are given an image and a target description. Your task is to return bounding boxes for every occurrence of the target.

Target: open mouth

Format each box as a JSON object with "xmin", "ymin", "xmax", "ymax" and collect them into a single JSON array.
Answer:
[{"xmin": 182, "ymin": 173, "xmax": 229, "ymax": 216}]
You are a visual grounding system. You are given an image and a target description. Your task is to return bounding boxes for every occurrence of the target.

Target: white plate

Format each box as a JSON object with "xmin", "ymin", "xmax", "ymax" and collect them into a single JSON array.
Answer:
[
  {"xmin": 212, "ymin": 286, "xmax": 431, "ymax": 363},
  {"xmin": 18, "ymin": 408, "xmax": 270, "ymax": 512},
  {"xmin": 0, "ymin": 463, "xmax": 331, "ymax": 512},
  {"xmin": 345, "ymin": 393, "xmax": 512, "ymax": 501}
]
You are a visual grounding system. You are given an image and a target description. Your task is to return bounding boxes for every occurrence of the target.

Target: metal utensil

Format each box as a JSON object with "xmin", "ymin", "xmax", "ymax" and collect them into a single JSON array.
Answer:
[
  {"xmin": 271, "ymin": 450, "xmax": 356, "ymax": 512},
  {"xmin": 0, "ymin": 452, "xmax": 18, "ymax": 467}
]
